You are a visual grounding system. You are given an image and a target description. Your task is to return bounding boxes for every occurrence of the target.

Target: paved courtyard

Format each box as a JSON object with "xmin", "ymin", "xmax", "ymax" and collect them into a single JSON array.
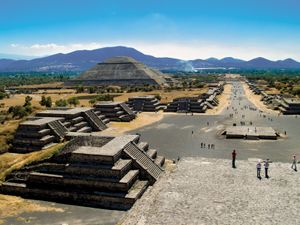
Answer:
[{"xmin": 121, "ymin": 157, "xmax": 300, "ymax": 225}]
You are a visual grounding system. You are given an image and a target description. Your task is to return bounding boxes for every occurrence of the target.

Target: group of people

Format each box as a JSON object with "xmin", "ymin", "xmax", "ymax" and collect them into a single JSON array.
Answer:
[
  {"xmin": 200, "ymin": 142, "xmax": 215, "ymax": 149},
  {"xmin": 231, "ymin": 150, "xmax": 297, "ymax": 179}
]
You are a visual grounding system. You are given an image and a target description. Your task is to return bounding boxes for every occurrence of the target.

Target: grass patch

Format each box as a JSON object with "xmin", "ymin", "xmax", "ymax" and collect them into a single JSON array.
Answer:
[{"xmin": 0, "ymin": 143, "xmax": 65, "ymax": 182}]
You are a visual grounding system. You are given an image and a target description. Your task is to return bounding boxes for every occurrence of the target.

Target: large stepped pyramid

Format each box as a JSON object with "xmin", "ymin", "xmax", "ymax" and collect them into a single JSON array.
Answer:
[
  {"xmin": 1, "ymin": 134, "xmax": 165, "ymax": 210},
  {"xmin": 65, "ymin": 56, "xmax": 168, "ymax": 87}
]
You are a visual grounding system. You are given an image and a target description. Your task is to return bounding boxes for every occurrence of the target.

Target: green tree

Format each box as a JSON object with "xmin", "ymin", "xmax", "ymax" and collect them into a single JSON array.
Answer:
[
  {"xmin": 88, "ymin": 86, "xmax": 97, "ymax": 94},
  {"xmin": 55, "ymin": 99, "xmax": 68, "ymax": 107},
  {"xmin": 68, "ymin": 97, "xmax": 79, "ymax": 107},
  {"xmin": 76, "ymin": 85, "xmax": 84, "ymax": 93},
  {"xmin": 40, "ymin": 96, "xmax": 47, "ymax": 106},
  {"xmin": 45, "ymin": 96, "xmax": 52, "ymax": 107},
  {"xmin": 24, "ymin": 96, "xmax": 32, "ymax": 107}
]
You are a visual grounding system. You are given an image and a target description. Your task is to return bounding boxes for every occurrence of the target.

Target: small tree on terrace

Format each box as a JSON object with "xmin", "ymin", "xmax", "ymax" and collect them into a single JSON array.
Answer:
[{"xmin": 68, "ymin": 97, "xmax": 79, "ymax": 107}]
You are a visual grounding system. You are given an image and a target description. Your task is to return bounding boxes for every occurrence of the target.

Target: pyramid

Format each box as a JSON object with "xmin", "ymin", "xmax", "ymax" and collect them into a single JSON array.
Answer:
[{"xmin": 66, "ymin": 56, "xmax": 167, "ymax": 87}]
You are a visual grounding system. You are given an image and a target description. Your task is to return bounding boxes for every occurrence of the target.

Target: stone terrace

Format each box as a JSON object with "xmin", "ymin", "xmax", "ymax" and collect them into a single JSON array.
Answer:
[
  {"xmin": 1, "ymin": 134, "xmax": 165, "ymax": 210},
  {"xmin": 121, "ymin": 157, "xmax": 300, "ymax": 225}
]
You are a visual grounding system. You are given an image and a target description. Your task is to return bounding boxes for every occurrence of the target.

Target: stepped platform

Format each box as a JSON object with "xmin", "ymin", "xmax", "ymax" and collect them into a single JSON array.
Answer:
[
  {"xmin": 94, "ymin": 102, "xmax": 136, "ymax": 122},
  {"xmin": 12, "ymin": 117, "xmax": 67, "ymax": 153},
  {"xmin": 36, "ymin": 107, "xmax": 108, "ymax": 131},
  {"xmin": 127, "ymin": 95, "xmax": 162, "ymax": 112},
  {"xmin": 224, "ymin": 126, "xmax": 278, "ymax": 140},
  {"xmin": 1, "ymin": 134, "xmax": 165, "ymax": 210}
]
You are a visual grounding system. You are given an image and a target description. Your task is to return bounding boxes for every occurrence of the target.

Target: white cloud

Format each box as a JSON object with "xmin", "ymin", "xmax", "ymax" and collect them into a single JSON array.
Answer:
[{"xmin": 7, "ymin": 41, "xmax": 300, "ymax": 61}]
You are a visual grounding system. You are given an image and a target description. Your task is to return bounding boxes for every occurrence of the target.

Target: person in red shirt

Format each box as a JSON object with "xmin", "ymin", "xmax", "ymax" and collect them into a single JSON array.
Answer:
[{"xmin": 232, "ymin": 150, "xmax": 237, "ymax": 168}]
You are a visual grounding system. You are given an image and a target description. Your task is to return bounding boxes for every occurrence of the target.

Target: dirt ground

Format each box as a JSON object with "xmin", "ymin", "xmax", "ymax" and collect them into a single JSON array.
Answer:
[
  {"xmin": 114, "ymin": 88, "xmax": 208, "ymax": 104},
  {"xmin": 242, "ymin": 82, "xmax": 277, "ymax": 115},
  {"xmin": 101, "ymin": 111, "xmax": 164, "ymax": 136},
  {"xmin": 0, "ymin": 194, "xmax": 64, "ymax": 224},
  {"xmin": 0, "ymin": 144, "xmax": 66, "ymax": 223},
  {"xmin": 0, "ymin": 119, "xmax": 22, "ymax": 153}
]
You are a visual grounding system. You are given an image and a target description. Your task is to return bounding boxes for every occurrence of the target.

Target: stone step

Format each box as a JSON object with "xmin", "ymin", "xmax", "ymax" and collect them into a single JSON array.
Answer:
[
  {"xmin": 123, "ymin": 143, "xmax": 163, "ymax": 184},
  {"xmin": 154, "ymin": 155, "xmax": 165, "ymax": 167},
  {"xmin": 146, "ymin": 149, "xmax": 157, "ymax": 159},
  {"xmin": 64, "ymin": 159, "xmax": 132, "ymax": 179},
  {"xmin": 137, "ymin": 142, "xmax": 149, "ymax": 151},
  {"xmin": 77, "ymin": 126, "xmax": 92, "ymax": 133},
  {"xmin": 0, "ymin": 180, "xmax": 149, "ymax": 210},
  {"xmin": 27, "ymin": 169, "xmax": 139, "ymax": 192},
  {"xmin": 74, "ymin": 121, "xmax": 88, "ymax": 129},
  {"xmin": 71, "ymin": 116, "xmax": 84, "ymax": 124}
]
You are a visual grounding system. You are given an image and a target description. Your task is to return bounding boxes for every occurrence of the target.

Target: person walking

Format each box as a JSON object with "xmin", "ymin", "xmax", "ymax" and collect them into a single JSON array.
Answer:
[
  {"xmin": 291, "ymin": 155, "xmax": 297, "ymax": 171},
  {"xmin": 256, "ymin": 160, "xmax": 262, "ymax": 179},
  {"xmin": 232, "ymin": 150, "xmax": 237, "ymax": 168},
  {"xmin": 264, "ymin": 159, "xmax": 270, "ymax": 178}
]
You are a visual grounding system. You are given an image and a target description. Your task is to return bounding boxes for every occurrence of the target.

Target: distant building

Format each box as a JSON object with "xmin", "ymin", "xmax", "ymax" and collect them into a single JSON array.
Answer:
[{"xmin": 65, "ymin": 56, "xmax": 169, "ymax": 87}]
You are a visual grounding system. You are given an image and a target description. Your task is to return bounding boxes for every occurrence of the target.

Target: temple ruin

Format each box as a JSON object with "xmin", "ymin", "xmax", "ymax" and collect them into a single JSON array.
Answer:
[
  {"xmin": 164, "ymin": 84, "xmax": 224, "ymax": 113},
  {"xmin": 94, "ymin": 102, "xmax": 136, "ymax": 122},
  {"xmin": 127, "ymin": 95, "xmax": 163, "ymax": 112},
  {"xmin": 12, "ymin": 108, "xmax": 109, "ymax": 153},
  {"xmin": 1, "ymin": 133, "xmax": 165, "ymax": 210}
]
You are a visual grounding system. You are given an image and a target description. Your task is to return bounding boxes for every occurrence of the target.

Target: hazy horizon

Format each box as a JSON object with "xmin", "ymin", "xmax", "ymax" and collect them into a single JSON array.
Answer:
[{"xmin": 1, "ymin": 0, "xmax": 300, "ymax": 60}]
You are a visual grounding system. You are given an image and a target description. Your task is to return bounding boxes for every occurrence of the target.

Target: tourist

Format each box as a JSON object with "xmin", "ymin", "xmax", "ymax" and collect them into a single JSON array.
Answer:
[
  {"xmin": 201, "ymin": 142, "xmax": 203, "ymax": 148},
  {"xmin": 264, "ymin": 159, "xmax": 270, "ymax": 178},
  {"xmin": 256, "ymin": 160, "xmax": 262, "ymax": 179},
  {"xmin": 291, "ymin": 155, "xmax": 297, "ymax": 171},
  {"xmin": 208, "ymin": 144, "xmax": 210, "ymax": 149},
  {"xmin": 232, "ymin": 150, "xmax": 237, "ymax": 168}
]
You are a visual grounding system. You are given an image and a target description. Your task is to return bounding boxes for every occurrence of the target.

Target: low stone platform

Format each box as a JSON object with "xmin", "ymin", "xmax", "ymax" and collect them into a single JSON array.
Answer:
[
  {"xmin": 1, "ymin": 134, "xmax": 165, "ymax": 210},
  {"xmin": 121, "ymin": 157, "xmax": 300, "ymax": 225},
  {"xmin": 225, "ymin": 126, "xmax": 278, "ymax": 140}
]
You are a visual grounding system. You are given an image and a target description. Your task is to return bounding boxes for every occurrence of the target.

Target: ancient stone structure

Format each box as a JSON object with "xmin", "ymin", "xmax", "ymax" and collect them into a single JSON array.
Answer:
[
  {"xmin": 13, "ymin": 117, "xmax": 68, "ymax": 153},
  {"xmin": 224, "ymin": 126, "xmax": 278, "ymax": 140},
  {"xmin": 36, "ymin": 107, "xmax": 109, "ymax": 132},
  {"xmin": 164, "ymin": 97, "xmax": 207, "ymax": 113},
  {"xmin": 278, "ymin": 98, "xmax": 300, "ymax": 115},
  {"xmin": 247, "ymin": 82, "xmax": 262, "ymax": 95},
  {"xmin": 65, "ymin": 56, "xmax": 168, "ymax": 87},
  {"xmin": 164, "ymin": 84, "xmax": 224, "ymax": 113},
  {"xmin": 94, "ymin": 102, "xmax": 136, "ymax": 122},
  {"xmin": 12, "ymin": 108, "xmax": 109, "ymax": 153},
  {"xmin": 1, "ymin": 134, "xmax": 165, "ymax": 210},
  {"xmin": 127, "ymin": 95, "xmax": 163, "ymax": 112}
]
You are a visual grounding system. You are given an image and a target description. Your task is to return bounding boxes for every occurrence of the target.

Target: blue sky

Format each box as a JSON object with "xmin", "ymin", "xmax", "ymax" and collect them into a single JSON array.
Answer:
[{"xmin": 1, "ymin": 0, "xmax": 300, "ymax": 60}]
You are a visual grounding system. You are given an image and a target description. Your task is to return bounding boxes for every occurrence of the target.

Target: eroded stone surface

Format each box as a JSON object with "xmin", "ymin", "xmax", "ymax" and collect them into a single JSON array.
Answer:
[{"xmin": 121, "ymin": 157, "xmax": 300, "ymax": 225}]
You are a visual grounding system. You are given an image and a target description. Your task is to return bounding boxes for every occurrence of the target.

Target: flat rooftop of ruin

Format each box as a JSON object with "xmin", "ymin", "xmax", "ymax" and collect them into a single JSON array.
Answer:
[
  {"xmin": 21, "ymin": 117, "xmax": 63, "ymax": 126},
  {"xmin": 37, "ymin": 107, "xmax": 93, "ymax": 116},
  {"xmin": 129, "ymin": 95, "xmax": 156, "ymax": 99},
  {"xmin": 72, "ymin": 135, "xmax": 138, "ymax": 157},
  {"xmin": 95, "ymin": 101, "xmax": 123, "ymax": 106}
]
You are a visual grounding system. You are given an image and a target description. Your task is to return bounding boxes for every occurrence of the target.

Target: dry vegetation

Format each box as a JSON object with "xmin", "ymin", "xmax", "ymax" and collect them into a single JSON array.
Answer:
[
  {"xmin": 0, "ymin": 143, "xmax": 65, "ymax": 181},
  {"xmin": 0, "ymin": 119, "xmax": 22, "ymax": 153},
  {"xmin": 115, "ymin": 87, "xmax": 208, "ymax": 104}
]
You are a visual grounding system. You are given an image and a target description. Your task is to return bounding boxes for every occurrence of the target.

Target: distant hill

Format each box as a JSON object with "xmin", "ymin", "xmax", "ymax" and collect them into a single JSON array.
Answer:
[{"xmin": 0, "ymin": 46, "xmax": 300, "ymax": 72}]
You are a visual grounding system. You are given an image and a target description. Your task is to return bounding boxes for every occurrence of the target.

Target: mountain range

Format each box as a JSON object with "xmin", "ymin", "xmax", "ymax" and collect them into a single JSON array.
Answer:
[{"xmin": 0, "ymin": 46, "xmax": 300, "ymax": 72}]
